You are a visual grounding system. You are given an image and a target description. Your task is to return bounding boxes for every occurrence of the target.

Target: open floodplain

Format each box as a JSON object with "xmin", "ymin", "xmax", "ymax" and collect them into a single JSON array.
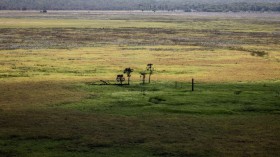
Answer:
[{"xmin": 0, "ymin": 11, "xmax": 280, "ymax": 156}]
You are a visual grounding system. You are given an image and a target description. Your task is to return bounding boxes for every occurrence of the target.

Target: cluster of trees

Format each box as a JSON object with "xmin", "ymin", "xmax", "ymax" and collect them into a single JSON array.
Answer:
[
  {"xmin": 115, "ymin": 64, "xmax": 154, "ymax": 85},
  {"xmin": 0, "ymin": 0, "xmax": 279, "ymax": 12}
]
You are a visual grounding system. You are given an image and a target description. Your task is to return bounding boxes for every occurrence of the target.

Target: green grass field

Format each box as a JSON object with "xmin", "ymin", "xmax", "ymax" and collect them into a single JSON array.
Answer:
[{"xmin": 0, "ymin": 11, "xmax": 279, "ymax": 157}]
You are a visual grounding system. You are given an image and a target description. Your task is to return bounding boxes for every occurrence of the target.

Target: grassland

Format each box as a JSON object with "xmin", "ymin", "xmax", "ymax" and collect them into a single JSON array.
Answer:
[{"xmin": 0, "ymin": 11, "xmax": 280, "ymax": 157}]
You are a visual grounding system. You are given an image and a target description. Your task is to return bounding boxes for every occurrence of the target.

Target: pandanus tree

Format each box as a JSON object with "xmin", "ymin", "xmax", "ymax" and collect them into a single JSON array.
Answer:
[
  {"xmin": 146, "ymin": 64, "xmax": 154, "ymax": 83},
  {"xmin": 123, "ymin": 68, "xmax": 134, "ymax": 85},
  {"xmin": 140, "ymin": 71, "xmax": 147, "ymax": 85},
  {"xmin": 116, "ymin": 74, "xmax": 125, "ymax": 85}
]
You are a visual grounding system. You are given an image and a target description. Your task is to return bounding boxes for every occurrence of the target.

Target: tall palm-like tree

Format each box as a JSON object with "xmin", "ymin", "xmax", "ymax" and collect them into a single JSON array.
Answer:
[
  {"xmin": 123, "ymin": 68, "xmax": 134, "ymax": 85},
  {"xmin": 140, "ymin": 71, "xmax": 147, "ymax": 85},
  {"xmin": 146, "ymin": 64, "xmax": 154, "ymax": 83}
]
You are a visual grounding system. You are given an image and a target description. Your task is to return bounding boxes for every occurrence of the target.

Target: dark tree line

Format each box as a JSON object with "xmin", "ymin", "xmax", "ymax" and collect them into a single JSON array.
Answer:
[
  {"xmin": 0, "ymin": 0, "xmax": 279, "ymax": 12},
  {"xmin": 182, "ymin": 2, "xmax": 280, "ymax": 12}
]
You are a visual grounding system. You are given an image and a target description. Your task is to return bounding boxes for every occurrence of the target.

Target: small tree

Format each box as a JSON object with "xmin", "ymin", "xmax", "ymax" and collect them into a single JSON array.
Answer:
[
  {"xmin": 123, "ymin": 68, "xmax": 134, "ymax": 85},
  {"xmin": 140, "ymin": 71, "xmax": 147, "ymax": 85},
  {"xmin": 116, "ymin": 74, "xmax": 125, "ymax": 85},
  {"xmin": 146, "ymin": 64, "xmax": 154, "ymax": 83}
]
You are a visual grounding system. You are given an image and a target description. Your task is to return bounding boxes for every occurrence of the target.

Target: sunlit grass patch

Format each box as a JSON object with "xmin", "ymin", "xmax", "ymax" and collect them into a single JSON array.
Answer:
[
  {"xmin": 0, "ymin": 18, "xmax": 182, "ymax": 29},
  {"xmin": 0, "ymin": 44, "xmax": 279, "ymax": 83}
]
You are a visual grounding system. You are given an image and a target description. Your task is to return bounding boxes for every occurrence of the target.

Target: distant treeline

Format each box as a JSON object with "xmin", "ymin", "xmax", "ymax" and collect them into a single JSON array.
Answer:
[
  {"xmin": 0, "ymin": 0, "xmax": 279, "ymax": 12},
  {"xmin": 182, "ymin": 3, "xmax": 280, "ymax": 12}
]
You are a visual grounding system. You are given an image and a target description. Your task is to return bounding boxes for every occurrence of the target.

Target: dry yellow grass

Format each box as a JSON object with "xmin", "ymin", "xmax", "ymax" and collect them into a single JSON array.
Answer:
[{"xmin": 0, "ymin": 46, "xmax": 279, "ymax": 83}]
